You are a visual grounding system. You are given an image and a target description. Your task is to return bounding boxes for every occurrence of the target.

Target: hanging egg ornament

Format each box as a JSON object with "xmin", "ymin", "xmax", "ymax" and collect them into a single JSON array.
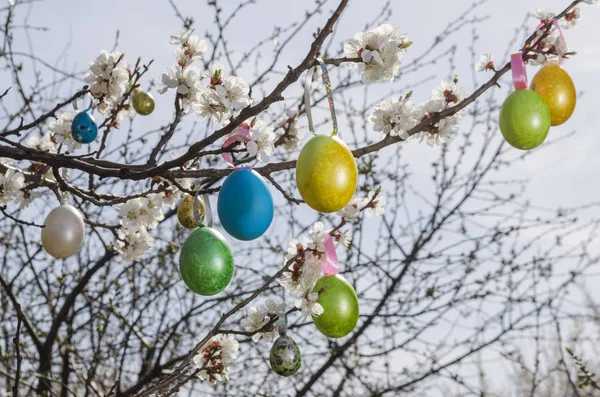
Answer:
[
  {"xmin": 270, "ymin": 335, "xmax": 302, "ymax": 377},
  {"xmin": 132, "ymin": 90, "xmax": 155, "ymax": 116},
  {"xmin": 71, "ymin": 111, "xmax": 98, "ymax": 144},
  {"xmin": 179, "ymin": 225, "xmax": 234, "ymax": 296},
  {"xmin": 311, "ymin": 275, "xmax": 359, "ymax": 338},
  {"xmin": 217, "ymin": 168, "xmax": 274, "ymax": 241},
  {"xmin": 41, "ymin": 204, "xmax": 85, "ymax": 259},
  {"xmin": 296, "ymin": 135, "xmax": 357, "ymax": 213},
  {"xmin": 499, "ymin": 89, "xmax": 551, "ymax": 150},
  {"xmin": 177, "ymin": 195, "xmax": 205, "ymax": 229},
  {"xmin": 530, "ymin": 64, "xmax": 576, "ymax": 126}
]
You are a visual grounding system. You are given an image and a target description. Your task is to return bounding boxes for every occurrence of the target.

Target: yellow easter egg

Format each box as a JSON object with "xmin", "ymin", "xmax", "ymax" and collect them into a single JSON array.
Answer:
[
  {"xmin": 530, "ymin": 64, "xmax": 576, "ymax": 126},
  {"xmin": 177, "ymin": 195, "xmax": 205, "ymax": 229},
  {"xmin": 296, "ymin": 134, "xmax": 357, "ymax": 213}
]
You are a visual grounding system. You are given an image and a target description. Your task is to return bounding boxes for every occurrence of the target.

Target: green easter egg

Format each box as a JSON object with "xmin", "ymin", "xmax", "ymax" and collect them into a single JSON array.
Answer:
[
  {"xmin": 311, "ymin": 275, "xmax": 359, "ymax": 338},
  {"xmin": 499, "ymin": 89, "xmax": 551, "ymax": 150},
  {"xmin": 179, "ymin": 226, "xmax": 234, "ymax": 296},
  {"xmin": 132, "ymin": 90, "xmax": 155, "ymax": 116}
]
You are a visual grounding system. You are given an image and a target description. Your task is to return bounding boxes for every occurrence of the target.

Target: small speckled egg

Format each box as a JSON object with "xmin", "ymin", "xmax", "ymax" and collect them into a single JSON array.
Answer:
[
  {"xmin": 132, "ymin": 90, "xmax": 155, "ymax": 116},
  {"xmin": 270, "ymin": 335, "xmax": 301, "ymax": 377},
  {"xmin": 179, "ymin": 226, "xmax": 234, "ymax": 296},
  {"xmin": 530, "ymin": 64, "xmax": 576, "ymax": 126},
  {"xmin": 296, "ymin": 134, "xmax": 357, "ymax": 213},
  {"xmin": 177, "ymin": 195, "xmax": 205, "ymax": 229},
  {"xmin": 499, "ymin": 89, "xmax": 551, "ymax": 150},
  {"xmin": 217, "ymin": 168, "xmax": 274, "ymax": 241},
  {"xmin": 71, "ymin": 111, "xmax": 98, "ymax": 144}
]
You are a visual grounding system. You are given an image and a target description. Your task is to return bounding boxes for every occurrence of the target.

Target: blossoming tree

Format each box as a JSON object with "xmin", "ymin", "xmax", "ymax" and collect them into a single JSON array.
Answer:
[{"xmin": 1, "ymin": 0, "xmax": 599, "ymax": 396}]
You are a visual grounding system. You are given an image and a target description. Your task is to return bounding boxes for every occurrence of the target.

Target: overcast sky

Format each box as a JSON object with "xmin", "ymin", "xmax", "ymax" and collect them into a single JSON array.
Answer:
[{"xmin": 5, "ymin": 0, "xmax": 600, "ymax": 393}]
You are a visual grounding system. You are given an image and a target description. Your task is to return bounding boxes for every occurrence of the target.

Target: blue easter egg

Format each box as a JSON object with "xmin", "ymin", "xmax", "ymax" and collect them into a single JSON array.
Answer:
[
  {"xmin": 71, "ymin": 111, "xmax": 98, "ymax": 144},
  {"xmin": 217, "ymin": 168, "xmax": 274, "ymax": 241}
]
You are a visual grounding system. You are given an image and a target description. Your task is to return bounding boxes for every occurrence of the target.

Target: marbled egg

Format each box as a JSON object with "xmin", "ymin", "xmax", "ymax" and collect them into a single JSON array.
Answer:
[
  {"xmin": 217, "ymin": 168, "xmax": 274, "ymax": 241},
  {"xmin": 296, "ymin": 134, "xmax": 357, "ymax": 213},
  {"xmin": 71, "ymin": 111, "xmax": 98, "ymax": 144},
  {"xmin": 312, "ymin": 275, "xmax": 359, "ymax": 338},
  {"xmin": 499, "ymin": 89, "xmax": 551, "ymax": 150},
  {"xmin": 132, "ymin": 90, "xmax": 155, "ymax": 116},
  {"xmin": 179, "ymin": 226, "xmax": 234, "ymax": 296},
  {"xmin": 177, "ymin": 194, "xmax": 205, "ymax": 229},
  {"xmin": 530, "ymin": 64, "xmax": 576, "ymax": 126},
  {"xmin": 270, "ymin": 335, "xmax": 302, "ymax": 377}
]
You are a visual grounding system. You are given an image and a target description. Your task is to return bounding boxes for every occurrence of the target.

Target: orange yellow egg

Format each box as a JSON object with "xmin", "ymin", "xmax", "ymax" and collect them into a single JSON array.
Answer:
[
  {"xmin": 295, "ymin": 134, "xmax": 357, "ymax": 213},
  {"xmin": 530, "ymin": 64, "xmax": 576, "ymax": 126}
]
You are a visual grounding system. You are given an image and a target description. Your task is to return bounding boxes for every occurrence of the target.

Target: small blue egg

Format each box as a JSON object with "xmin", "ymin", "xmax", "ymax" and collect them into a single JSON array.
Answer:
[
  {"xmin": 71, "ymin": 111, "xmax": 98, "ymax": 144},
  {"xmin": 217, "ymin": 168, "xmax": 274, "ymax": 241}
]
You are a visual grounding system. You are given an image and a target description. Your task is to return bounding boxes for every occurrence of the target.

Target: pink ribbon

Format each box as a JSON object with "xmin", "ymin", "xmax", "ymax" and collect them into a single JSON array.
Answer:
[
  {"xmin": 511, "ymin": 52, "xmax": 528, "ymax": 91},
  {"xmin": 321, "ymin": 235, "xmax": 339, "ymax": 276},
  {"xmin": 534, "ymin": 18, "xmax": 567, "ymax": 64},
  {"xmin": 221, "ymin": 123, "xmax": 256, "ymax": 168}
]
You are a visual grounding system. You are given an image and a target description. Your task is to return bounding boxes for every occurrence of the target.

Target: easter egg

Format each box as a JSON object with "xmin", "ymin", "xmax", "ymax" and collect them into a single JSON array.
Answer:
[
  {"xmin": 270, "ymin": 335, "xmax": 302, "ymax": 377},
  {"xmin": 71, "ymin": 111, "xmax": 98, "ymax": 144},
  {"xmin": 499, "ymin": 89, "xmax": 551, "ymax": 150},
  {"xmin": 179, "ymin": 226, "xmax": 234, "ymax": 296},
  {"xmin": 177, "ymin": 194, "xmax": 205, "ymax": 229},
  {"xmin": 132, "ymin": 90, "xmax": 155, "ymax": 116},
  {"xmin": 41, "ymin": 204, "xmax": 85, "ymax": 259},
  {"xmin": 296, "ymin": 134, "xmax": 357, "ymax": 213},
  {"xmin": 530, "ymin": 64, "xmax": 576, "ymax": 126},
  {"xmin": 311, "ymin": 275, "xmax": 359, "ymax": 338},
  {"xmin": 217, "ymin": 168, "xmax": 274, "ymax": 241}
]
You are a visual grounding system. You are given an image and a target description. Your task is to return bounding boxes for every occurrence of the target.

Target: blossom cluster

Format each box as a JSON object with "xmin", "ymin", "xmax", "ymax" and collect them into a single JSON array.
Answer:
[
  {"xmin": 192, "ymin": 334, "xmax": 239, "ymax": 384},
  {"xmin": 240, "ymin": 299, "xmax": 286, "ymax": 342},
  {"xmin": 344, "ymin": 24, "xmax": 410, "ymax": 83},
  {"xmin": 84, "ymin": 50, "xmax": 131, "ymax": 119},
  {"xmin": 115, "ymin": 181, "xmax": 188, "ymax": 261},
  {"xmin": 370, "ymin": 78, "xmax": 464, "ymax": 146},
  {"xmin": 159, "ymin": 30, "xmax": 253, "ymax": 124},
  {"xmin": 0, "ymin": 161, "xmax": 38, "ymax": 209}
]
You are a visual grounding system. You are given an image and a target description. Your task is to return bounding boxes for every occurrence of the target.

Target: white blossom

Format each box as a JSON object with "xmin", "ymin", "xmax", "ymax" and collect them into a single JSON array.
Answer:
[
  {"xmin": 246, "ymin": 120, "xmax": 275, "ymax": 162},
  {"xmin": 0, "ymin": 169, "xmax": 25, "ymax": 207},
  {"xmin": 370, "ymin": 97, "xmax": 418, "ymax": 138},
  {"xmin": 534, "ymin": 7, "xmax": 555, "ymax": 22},
  {"xmin": 27, "ymin": 133, "xmax": 57, "ymax": 153},
  {"xmin": 279, "ymin": 252, "xmax": 322, "ymax": 296},
  {"xmin": 295, "ymin": 292, "xmax": 324, "ymax": 320},
  {"xmin": 363, "ymin": 190, "xmax": 386, "ymax": 217},
  {"xmin": 214, "ymin": 75, "xmax": 251, "ymax": 111},
  {"xmin": 475, "ymin": 53, "xmax": 495, "ymax": 72},
  {"xmin": 338, "ymin": 197, "xmax": 363, "ymax": 221},
  {"xmin": 412, "ymin": 99, "xmax": 462, "ymax": 147},
  {"xmin": 277, "ymin": 112, "xmax": 303, "ymax": 151},
  {"xmin": 308, "ymin": 221, "xmax": 327, "ymax": 252},
  {"xmin": 114, "ymin": 228, "xmax": 154, "ymax": 262},
  {"xmin": 169, "ymin": 30, "xmax": 194, "ymax": 45},
  {"xmin": 432, "ymin": 79, "xmax": 464, "ymax": 105},
  {"xmin": 240, "ymin": 299, "xmax": 286, "ymax": 343},
  {"xmin": 561, "ymin": 7, "xmax": 581, "ymax": 29},
  {"xmin": 173, "ymin": 33, "xmax": 207, "ymax": 67},
  {"xmin": 158, "ymin": 65, "xmax": 202, "ymax": 113},
  {"xmin": 48, "ymin": 112, "xmax": 81, "ymax": 152},
  {"xmin": 84, "ymin": 50, "xmax": 130, "ymax": 118},
  {"xmin": 196, "ymin": 87, "xmax": 231, "ymax": 123},
  {"xmin": 193, "ymin": 334, "xmax": 239, "ymax": 384},
  {"xmin": 344, "ymin": 24, "xmax": 409, "ymax": 83}
]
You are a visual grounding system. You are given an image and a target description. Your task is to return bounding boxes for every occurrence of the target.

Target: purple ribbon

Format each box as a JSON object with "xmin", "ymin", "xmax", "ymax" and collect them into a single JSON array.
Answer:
[
  {"xmin": 534, "ymin": 18, "xmax": 567, "ymax": 64},
  {"xmin": 511, "ymin": 52, "xmax": 528, "ymax": 91}
]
